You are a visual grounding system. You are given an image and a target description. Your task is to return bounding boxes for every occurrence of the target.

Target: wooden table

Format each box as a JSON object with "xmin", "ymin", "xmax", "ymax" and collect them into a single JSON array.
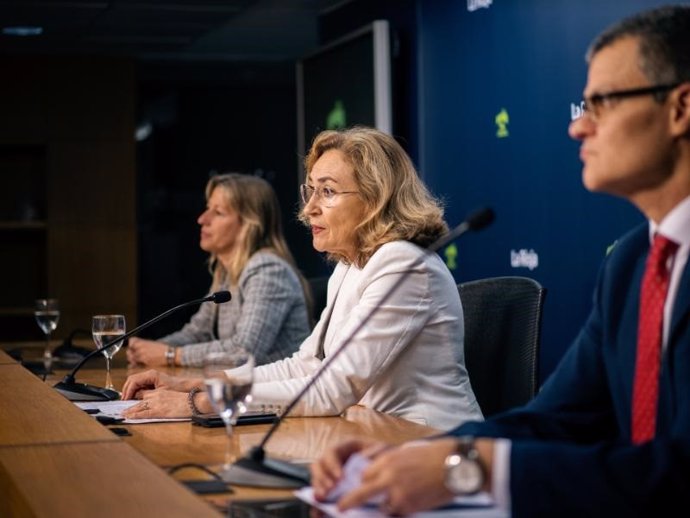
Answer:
[
  {"xmin": 0, "ymin": 442, "xmax": 221, "ymax": 517},
  {"xmin": 0, "ymin": 348, "xmax": 17, "ymax": 364},
  {"xmin": 79, "ymin": 366, "xmax": 439, "ymax": 500},
  {"xmin": 0, "ymin": 358, "xmax": 440, "ymax": 516},
  {"xmin": 0, "ymin": 361, "xmax": 221, "ymax": 517},
  {"xmin": 0, "ymin": 363, "xmax": 117, "ymax": 447}
]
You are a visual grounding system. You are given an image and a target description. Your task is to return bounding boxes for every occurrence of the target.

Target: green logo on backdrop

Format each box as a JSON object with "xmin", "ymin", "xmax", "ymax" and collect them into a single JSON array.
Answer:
[
  {"xmin": 444, "ymin": 243, "xmax": 458, "ymax": 270},
  {"xmin": 327, "ymin": 100, "xmax": 347, "ymax": 129},
  {"xmin": 495, "ymin": 108, "xmax": 509, "ymax": 138}
]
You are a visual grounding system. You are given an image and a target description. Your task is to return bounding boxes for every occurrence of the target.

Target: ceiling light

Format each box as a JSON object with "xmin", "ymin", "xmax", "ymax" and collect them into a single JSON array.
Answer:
[{"xmin": 2, "ymin": 26, "xmax": 43, "ymax": 36}]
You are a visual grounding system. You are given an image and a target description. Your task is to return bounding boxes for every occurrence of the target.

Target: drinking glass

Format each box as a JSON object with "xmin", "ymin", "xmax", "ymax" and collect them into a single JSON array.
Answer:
[
  {"xmin": 203, "ymin": 350, "xmax": 255, "ymax": 466},
  {"xmin": 92, "ymin": 314, "xmax": 126, "ymax": 392},
  {"xmin": 35, "ymin": 298, "xmax": 60, "ymax": 372}
]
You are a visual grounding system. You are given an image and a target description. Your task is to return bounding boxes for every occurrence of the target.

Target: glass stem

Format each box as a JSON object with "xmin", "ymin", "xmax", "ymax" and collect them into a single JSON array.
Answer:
[
  {"xmin": 105, "ymin": 357, "xmax": 112, "ymax": 389},
  {"xmin": 223, "ymin": 423, "xmax": 237, "ymax": 469},
  {"xmin": 42, "ymin": 333, "xmax": 52, "ymax": 372}
]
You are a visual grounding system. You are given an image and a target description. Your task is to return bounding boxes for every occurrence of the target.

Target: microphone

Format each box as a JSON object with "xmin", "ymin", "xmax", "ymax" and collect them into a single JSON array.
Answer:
[
  {"xmin": 53, "ymin": 290, "xmax": 232, "ymax": 401},
  {"xmin": 223, "ymin": 207, "xmax": 495, "ymax": 488}
]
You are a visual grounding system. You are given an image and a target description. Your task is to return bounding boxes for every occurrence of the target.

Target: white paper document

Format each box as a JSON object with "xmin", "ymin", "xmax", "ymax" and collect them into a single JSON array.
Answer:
[
  {"xmin": 295, "ymin": 487, "xmax": 505, "ymax": 518},
  {"xmin": 75, "ymin": 400, "xmax": 190, "ymax": 424},
  {"xmin": 295, "ymin": 453, "xmax": 507, "ymax": 518}
]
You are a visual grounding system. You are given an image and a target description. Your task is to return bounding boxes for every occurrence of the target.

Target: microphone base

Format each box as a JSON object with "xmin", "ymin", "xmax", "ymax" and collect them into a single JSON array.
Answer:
[
  {"xmin": 221, "ymin": 455, "xmax": 310, "ymax": 488},
  {"xmin": 53, "ymin": 380, "xmax": 121, "ymax": 401}
]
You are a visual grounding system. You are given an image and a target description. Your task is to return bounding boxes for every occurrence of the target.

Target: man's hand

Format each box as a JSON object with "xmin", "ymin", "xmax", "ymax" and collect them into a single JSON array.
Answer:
[
  {"xmin": 330, "ymin": 437, "xmax": 496, "ymax": 515},
  {"xmin": 310, "ymin": 438, "xmax": 386, "ymax": 501}
]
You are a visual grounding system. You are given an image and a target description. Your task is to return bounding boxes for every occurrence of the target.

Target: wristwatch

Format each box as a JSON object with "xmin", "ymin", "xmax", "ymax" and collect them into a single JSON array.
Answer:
[
  {"xmin": 165, "ymin": 346, "xmax": 176, "ymax": 367},
  {"xmin": 444, "ymin": 436, "xmax": 485, "ymax": 495}
]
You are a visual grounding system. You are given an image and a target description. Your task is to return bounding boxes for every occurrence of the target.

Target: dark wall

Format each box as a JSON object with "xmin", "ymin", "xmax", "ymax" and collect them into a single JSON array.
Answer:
[
  {"xmin": 0, "ymin": 56, "xmax": 137, "ymax": 340},
  {"xmin": 136, "ymin": 67, "xmax": 318, "ymax": 335},
  {"xmin": 416, "ymin": 0, "xmax": 670, "ymax": 382},
  {"xmin": 319, "ymin": 0, "xmax": 419, "ymax": 160}
]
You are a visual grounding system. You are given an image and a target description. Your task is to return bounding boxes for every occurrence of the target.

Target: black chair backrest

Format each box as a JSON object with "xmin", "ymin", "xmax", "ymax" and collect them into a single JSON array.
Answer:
[{"xmin": 458, "ymin": 276, "xmax": 546, "ymax": 417}]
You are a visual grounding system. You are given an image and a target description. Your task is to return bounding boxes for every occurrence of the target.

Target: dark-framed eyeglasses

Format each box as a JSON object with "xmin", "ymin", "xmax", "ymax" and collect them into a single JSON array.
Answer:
[
  {"xmin": 299, "ymin": 184, "xmax": 358, "ymax": 207},
  {"xmin": 581, "ymin": 83, "xmax": 679, "ymax": 121}
]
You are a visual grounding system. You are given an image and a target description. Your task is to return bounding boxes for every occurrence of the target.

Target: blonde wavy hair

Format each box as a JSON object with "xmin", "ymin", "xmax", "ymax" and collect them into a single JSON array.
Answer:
[
  {"xmin": 205, "ymin": 174, "xmax": 311, "ymax": 307},
  {"xmin": 300, "ymin": 126, "xmax": 448, "ymax": 267}
]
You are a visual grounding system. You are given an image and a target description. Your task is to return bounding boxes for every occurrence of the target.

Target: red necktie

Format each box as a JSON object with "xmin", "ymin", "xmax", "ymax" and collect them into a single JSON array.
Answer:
[{"xmin": 631, "ymin": 234, "xmax": 679, "ymax": 445}]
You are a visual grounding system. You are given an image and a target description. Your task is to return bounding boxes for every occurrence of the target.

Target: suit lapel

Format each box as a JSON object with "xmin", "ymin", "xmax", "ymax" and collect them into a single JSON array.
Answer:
[{"xmin": 315, "ymin": 265, "xmax": 349, "ymax": 360}]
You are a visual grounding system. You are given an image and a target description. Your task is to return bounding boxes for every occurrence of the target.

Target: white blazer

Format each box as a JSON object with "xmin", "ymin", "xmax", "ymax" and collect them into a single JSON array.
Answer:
[{"xmin": 251, "ymin": 240, "xmax": 483, "ymax": 430}]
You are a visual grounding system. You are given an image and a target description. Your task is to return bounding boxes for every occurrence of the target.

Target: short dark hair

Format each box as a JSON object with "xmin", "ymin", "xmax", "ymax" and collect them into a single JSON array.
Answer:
[{"xmin": 587, "ymin": 5, "xmax": 690, "ymax": 85}]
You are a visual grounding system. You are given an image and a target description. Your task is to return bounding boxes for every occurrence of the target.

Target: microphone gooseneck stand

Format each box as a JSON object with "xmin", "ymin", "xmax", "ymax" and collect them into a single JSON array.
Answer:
[
  {"xmin": 222, "ymin": 208, "xmax": 496, "ymax": 488},
  {"xmin": 53, "ymin": 291, "xmax": 232, "ymax": 401}
]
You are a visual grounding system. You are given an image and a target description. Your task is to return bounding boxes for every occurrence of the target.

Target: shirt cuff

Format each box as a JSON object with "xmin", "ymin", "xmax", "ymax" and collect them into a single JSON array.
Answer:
[{"xmin": 491, "ymin": 439, "xmax": 512, "ymax": 512}]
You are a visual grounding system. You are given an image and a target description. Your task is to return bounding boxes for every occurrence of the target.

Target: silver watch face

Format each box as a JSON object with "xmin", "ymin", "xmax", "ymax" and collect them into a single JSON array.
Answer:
[{"xmin": 446, "ymin": 454, "xmax": 483, "ymax": 494}]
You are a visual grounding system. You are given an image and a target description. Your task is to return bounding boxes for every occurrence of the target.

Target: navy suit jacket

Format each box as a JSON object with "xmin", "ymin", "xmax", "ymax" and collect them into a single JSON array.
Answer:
[{"xmin": 454, "ymin": 222, "xmax": 690, "ymax": 517}]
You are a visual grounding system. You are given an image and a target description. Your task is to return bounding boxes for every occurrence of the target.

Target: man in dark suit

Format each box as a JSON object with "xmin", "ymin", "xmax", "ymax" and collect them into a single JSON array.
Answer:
[{"xmin": 310, "ymin": 5, "xmax": 690, "ymax": 516}]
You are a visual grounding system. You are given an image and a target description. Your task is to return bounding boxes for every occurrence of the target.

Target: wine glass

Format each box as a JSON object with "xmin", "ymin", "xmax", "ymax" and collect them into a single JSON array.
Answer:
[
  {"xmin": 203, "ymin": 350, "xmax": 255, "ymax": 467},
  {"xmin": 35, "ymin": 298, "xmax": 60, "ymax": 372},
  {"xmin": 92, "ymin": 314, "xmax": 126, "ymax": 392}
]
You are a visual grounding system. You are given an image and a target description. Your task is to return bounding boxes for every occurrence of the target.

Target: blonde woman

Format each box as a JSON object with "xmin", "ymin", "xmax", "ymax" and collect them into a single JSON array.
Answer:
[
  {"xmin": 124, "ymin": 127, "xmax": 481, "ymax": 430},
  {"xmin": 126, "ymin": 173, "xmax": 311, "ymax": 367}
]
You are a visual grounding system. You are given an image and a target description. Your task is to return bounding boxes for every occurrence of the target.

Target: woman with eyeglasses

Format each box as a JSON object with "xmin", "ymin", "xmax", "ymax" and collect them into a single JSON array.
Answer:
[{"xmin": 122, "ymin": 126, "xmax": 482, "ymax": 430}]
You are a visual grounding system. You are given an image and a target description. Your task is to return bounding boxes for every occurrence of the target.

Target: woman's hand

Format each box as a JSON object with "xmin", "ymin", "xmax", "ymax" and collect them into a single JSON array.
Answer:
[
  {"xmin": 121, "ymin": 369, "xmax": 200, "ymax": 400},
  {"xmin": 126, "ymin": 337, "xmax": 169, "ymax": 367},
  {"xmin": 121, "ymin": 389, "xmax": 191, "ymax": 419}
]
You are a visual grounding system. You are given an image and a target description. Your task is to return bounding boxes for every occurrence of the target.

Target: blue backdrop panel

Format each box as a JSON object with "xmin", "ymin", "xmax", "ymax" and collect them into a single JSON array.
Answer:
[{"xmin": 417, "ymin": 0, "xmax": 676, "ymax": 382}]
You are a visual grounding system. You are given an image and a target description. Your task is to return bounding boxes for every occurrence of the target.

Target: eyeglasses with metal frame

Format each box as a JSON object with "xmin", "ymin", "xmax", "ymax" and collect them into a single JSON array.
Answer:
[{"xmin": 299, "ymin": 184, "xmax": 358, "ymax": 207}]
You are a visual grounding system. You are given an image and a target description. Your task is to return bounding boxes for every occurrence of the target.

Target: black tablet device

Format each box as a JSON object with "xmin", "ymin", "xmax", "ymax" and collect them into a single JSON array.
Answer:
[{"xmin": 191, "ymin": 412, "xmax": 277, "ymax": 427}]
